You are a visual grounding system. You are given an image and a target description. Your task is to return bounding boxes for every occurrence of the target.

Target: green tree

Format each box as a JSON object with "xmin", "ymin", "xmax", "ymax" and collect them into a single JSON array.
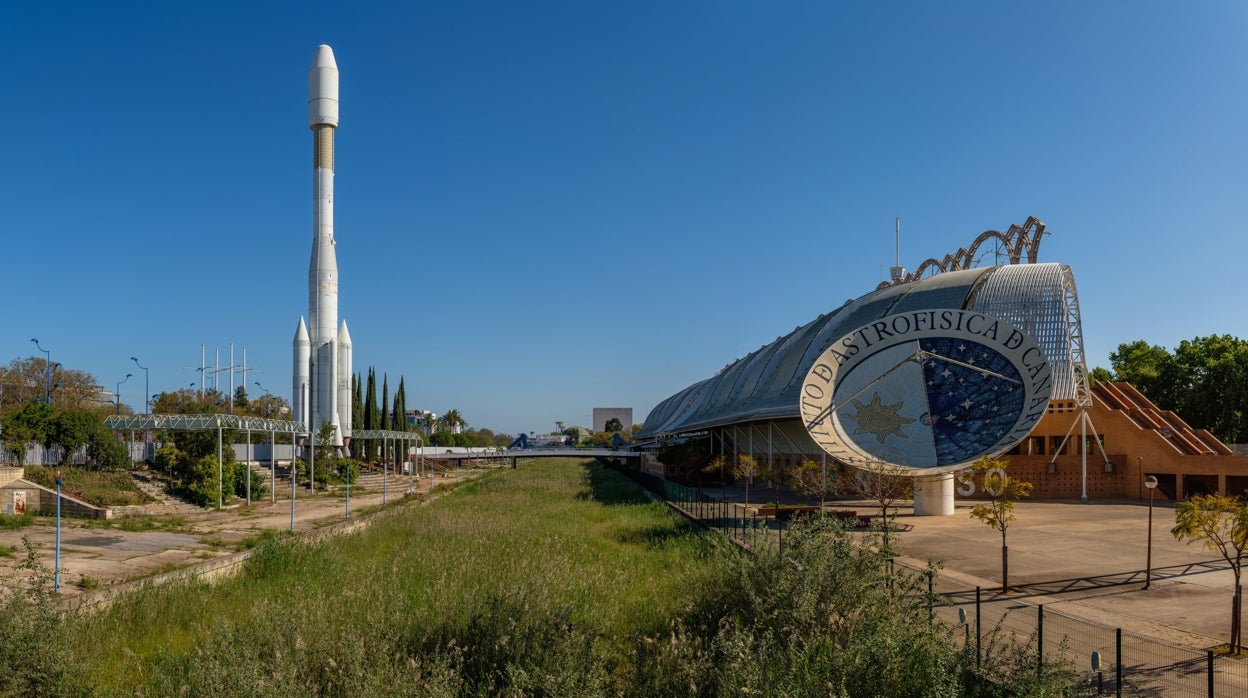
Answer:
[
  {"xmin": 315, "ymin": 422, "xmax": 338, "ymax": 472},
  {"xmin": 392, "ymin": 377, "xmax": 407, "ymax": 431},
  {"xmin": 380, "ymin": 374, "xmax": 390, "ymax": 434},
  {"xmin": 47, "ymin": 409, "xmax": 97, "ymax": 464},
  {"xmin": 968, "ymin": 456, "xmax": 1033, "ymax": 592},
  {"xmin": 364, "ymin": 368, "xmax": 377, "ymax": 430},
  {"xmin": 351, "ymin": 373, "xmax": 363, "ymax": 431},
  {"xmin": 86, "ymin": 427, "xmax": 129, "ymax": 471},
  {"xmin": 441, "ymin": 409, "xmax": 465, "ymax": 433},
  {"xmin": 364, "ymin": 368, "xmax": 378, "ymax": 462},
  {"xmin": 702, "ymin": 454, "xmax": 730, "ymax": 488},
  {"xmin": 1088, "ymin": 366, "xmax": 1113, "ymax": 383},
  {"xmin": 847, "ymin": 460, "xmax": 914, "ymax": 553},
  {"xmin": 1106, "ymin": 340, "xmax": 1180, "ymax": 407},
  {"xmin": 48, "ymin": 409, "xmax": 128, "ymax": 470},
  {"xmin": 233, "ymin": 385, "xmax": 249, "ymax": 411},
  {"xmin": 1173, "ymin": 335, "xmax": 1248, "ymax": 444},
  {"xmin": 733, "ymin": 454, "xmax": 760, "ymax": 506},
  {"xmin": 248, "ymin": 393, "xmax": 289, "ymax": 419},
  {"xmin": 790, "ymin": 458, "xmax": 836, "ymax": 510},
  {"xmin": 2, "ymin": 402, "xmax": 52, "ymax": 465},
  {"xmin": 1103, "ymin": 335, "xmax": 1248, "ymax": 443},
  {"xmin": 604, "ymin": 417, "xmax": 623, "ymax": 433},
  {"xmin": 1171, "ymin": 493, "xmax": 1248, "ymax": 654},
  {"xmin": 1, "ymin": 357, "xmax": 105, "ymax": 414}
]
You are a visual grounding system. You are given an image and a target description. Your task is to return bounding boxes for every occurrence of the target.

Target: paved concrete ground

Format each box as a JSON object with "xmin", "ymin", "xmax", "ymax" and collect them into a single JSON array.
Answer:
[
  {"xmin": 0, "ymin": 466, "xmax": 478, "ymax": 600},
  {"xmin": 889, "ymin": 498, "xmax": 1232, "ymax": 649}
]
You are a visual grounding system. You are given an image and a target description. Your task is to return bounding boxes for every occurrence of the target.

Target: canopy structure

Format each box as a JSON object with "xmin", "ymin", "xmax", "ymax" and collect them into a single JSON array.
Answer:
[
  {"xmin": 637, "ymin": 261, "xmax": 1088, "ymax": 441},
  {"xmin": 105, "ymin": 414, "xmax": 308, "ymax": 434},
  {"xmin": 104, "ymin": 413, "xmax": 311, "ymax": 511}
]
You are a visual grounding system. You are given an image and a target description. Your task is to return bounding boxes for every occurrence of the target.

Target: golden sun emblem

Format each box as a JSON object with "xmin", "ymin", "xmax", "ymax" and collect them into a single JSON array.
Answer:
[{"xmin": 845, "ymin": 393, "xmax": 915, "ymax": 443}]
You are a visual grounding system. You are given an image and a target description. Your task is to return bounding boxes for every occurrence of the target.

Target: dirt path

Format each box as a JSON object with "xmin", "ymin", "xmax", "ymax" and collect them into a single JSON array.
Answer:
[{"xmin": 0, "ymin": 466, "xmax": 488, "ymax": 600}]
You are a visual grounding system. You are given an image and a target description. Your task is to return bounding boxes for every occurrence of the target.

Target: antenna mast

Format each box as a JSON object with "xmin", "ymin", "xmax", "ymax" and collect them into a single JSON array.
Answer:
[{"xmin": 889, "ymin": 217, "xmax": 907, "ymax": 282}]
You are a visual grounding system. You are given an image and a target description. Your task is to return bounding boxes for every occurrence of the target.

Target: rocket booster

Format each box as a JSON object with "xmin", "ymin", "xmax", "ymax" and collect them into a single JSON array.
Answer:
[
  {"xmin": 295, "ymin": 44, "xmax": 351, "ymax": 448},
  {"xmin": 309, "ymin": 44, "xmax": 338, "ymax": 351}
]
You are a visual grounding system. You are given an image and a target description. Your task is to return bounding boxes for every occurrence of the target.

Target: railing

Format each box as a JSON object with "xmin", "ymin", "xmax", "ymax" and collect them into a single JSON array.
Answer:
[
  {"xmin": 930, "ymin": 579, "xmax": 1248, "ymax": 696},
  {"xmin": 618, "ymin": 466, "xmax": 1248, "ymax": 697}
]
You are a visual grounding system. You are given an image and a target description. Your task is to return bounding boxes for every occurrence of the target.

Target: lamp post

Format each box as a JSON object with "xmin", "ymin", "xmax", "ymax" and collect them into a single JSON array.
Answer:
[
  {"xmin": 130, "ymin": 357, "xmax": 149, "ymax": 413},
  {"xmin": 115, "ymin": 373, "xmax": 133, "ymax": 415},
  {"xmin": 256, "ymin": 382, "xmax": 276, "ymax": 502},
  {"xmin": 54, "ymin": 471, "xmax": 62, "ymax": 595},
  {"xmin": 1144, "ymin": 474, "xmax": 1158, "ymax": 590},
  {"xmin": 30, "ymin": 338, "xmax": 50, "ymax": 404}
]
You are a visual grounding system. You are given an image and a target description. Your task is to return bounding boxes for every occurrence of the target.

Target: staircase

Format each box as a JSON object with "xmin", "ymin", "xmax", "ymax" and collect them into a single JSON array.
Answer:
[{"xmin": 119, "ymin": 470, "xmax": 206, "ymax": 516}]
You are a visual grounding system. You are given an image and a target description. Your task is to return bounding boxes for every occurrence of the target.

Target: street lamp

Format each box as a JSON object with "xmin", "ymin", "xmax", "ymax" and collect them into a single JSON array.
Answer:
[
  {"xmin": 130, "ymin": 357, "xmax": 149, "ymax": 414},
  {"xmin": 30, "ymin": 338, "xmax": 50, "ymax": 404},
  {"xmin": 254, "ymin": 381, "xmax": 271, "ymax": 417},
  {"xmin": 1144, "ymin": 475, "xmax": 1158, "ymax": 590},
  {"xmin": 115, "ymin": 373, "xmax": 133, "ymax": 416}
]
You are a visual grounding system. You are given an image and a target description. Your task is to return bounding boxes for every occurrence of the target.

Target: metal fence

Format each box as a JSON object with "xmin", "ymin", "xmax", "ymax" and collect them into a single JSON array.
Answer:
[{"xmin": 620, "ymin": 468, "xmax": 1248, "ymax": 697}]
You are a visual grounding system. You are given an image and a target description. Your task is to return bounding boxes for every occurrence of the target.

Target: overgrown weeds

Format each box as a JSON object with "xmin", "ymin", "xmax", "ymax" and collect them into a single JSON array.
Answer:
[{"xmin": 10, "ymin": 459, "xmax": 1080, "ymax": 697}]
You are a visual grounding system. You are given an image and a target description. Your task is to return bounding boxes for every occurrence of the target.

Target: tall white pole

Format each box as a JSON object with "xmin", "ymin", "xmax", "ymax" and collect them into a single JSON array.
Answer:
[{"xmin": 1081, "ymin": 409, "xmax": 1088, "ymax": 502}]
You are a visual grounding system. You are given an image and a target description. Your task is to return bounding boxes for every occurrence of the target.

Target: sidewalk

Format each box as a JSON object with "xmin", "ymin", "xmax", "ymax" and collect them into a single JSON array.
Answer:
[{"xmin": 0, "ymin": 463, "xmax": 488, "ymax": 601}]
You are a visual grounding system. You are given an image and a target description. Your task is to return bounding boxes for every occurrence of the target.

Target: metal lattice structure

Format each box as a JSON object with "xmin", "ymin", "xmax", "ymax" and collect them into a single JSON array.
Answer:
[
  {"xmin": 105, "ymin": 414, "xmax": 309, "ymax": 434},
  {"xmin": 967, "ymin": 263, "xmax": 1088, "ymax": 404},
  {"xmin": 878, "ymin": 216, "xmax": 1048, "ymax": 288}
]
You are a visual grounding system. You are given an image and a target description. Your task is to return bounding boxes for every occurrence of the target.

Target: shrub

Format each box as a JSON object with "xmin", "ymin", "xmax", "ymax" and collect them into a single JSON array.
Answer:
[
  {"xmin": 228, "ymin": 461, "xmax": 268, "ymax": 499},
  {"xmin": 0, "ymin": 513, "xmax": 34, "ymax": 530},
  {"xmin": 0, "ymin": 538, "xmax": 84, "ymax": 696}
]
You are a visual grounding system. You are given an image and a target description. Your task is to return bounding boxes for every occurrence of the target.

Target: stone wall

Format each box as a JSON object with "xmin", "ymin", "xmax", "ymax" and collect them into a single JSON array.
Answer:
[{"xmin": 0, "ymin": 479, "xmax": 110, "ymax": 519}]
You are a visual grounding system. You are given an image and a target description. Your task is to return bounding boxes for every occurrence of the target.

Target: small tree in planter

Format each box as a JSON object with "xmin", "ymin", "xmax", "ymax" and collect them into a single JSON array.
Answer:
[
  {"xmin": 791, "ymin": 459, "xmax": 837, "ymax": 511},
  {"xmin": 703, "ymin": 454, "xmax": 730, "ymax": 499},
  {"xmin": 733, "ymin": 454, "xmax": 760, "ymax": 506},
  {"xmin": 848, "ymin": 460, "xmax": 914, "ymax": 554},
  {"xmin": 968, "ymin": 456, "xmax": 1033, "ymax": 593}
]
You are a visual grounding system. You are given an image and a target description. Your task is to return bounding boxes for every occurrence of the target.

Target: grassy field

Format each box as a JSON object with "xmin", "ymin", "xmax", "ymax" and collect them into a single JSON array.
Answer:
[
  {"xmin": 69, "ymin": 458, "xmax": 723, "ymax": 695},
  {"xmin": 3, "ymin": 458, "xmax": 1074, "ymax": 697}
]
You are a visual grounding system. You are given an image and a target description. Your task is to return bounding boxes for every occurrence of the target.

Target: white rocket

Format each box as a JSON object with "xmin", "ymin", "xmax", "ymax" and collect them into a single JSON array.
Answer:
[{"xmin": 294, "ymin": 44, "xmax": 352, "ymax": 449}]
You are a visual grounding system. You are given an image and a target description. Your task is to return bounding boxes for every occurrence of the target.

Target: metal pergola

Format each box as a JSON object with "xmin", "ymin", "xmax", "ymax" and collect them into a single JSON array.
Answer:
[
  {"xmin": 348, "ymin": 429, "xmax": 425, "ymax": 503},
  {"xmin": 105, "ymin": 414, "xmax": 309, "ymax": 510},
  {"xmin": 103, "ymin": 416, "xmax": 430, "ymax": 514}
]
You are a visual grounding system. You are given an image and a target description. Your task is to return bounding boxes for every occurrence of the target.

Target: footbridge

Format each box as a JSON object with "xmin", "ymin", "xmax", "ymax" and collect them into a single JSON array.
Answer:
[{"xmin": 420, "ymin": 447, "xmax": 642, "ymax": 468}]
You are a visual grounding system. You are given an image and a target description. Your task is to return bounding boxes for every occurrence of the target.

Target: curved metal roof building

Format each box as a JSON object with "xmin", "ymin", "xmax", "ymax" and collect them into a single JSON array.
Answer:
[{"xmin": 637, "ymin": 238, "xmax": 1088, "ymax": 446}]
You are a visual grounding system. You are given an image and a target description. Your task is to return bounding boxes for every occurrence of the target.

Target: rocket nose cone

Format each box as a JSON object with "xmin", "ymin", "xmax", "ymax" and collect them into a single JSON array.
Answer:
[{"xmin": 312, "ymin": 44, "xmax": 338, "ymax": 70}]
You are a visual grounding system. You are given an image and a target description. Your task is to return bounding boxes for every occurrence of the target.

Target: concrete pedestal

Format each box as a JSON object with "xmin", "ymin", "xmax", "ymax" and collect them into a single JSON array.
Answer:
[{"xmin": 913, "ymin": 472, "xmax": 955, "ymax": 516}]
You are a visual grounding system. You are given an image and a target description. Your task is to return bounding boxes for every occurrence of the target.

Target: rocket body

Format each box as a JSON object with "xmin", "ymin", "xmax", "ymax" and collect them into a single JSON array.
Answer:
[{"xmin": 295, "ymin": 44, "xmax": 351, "ymax": 449}]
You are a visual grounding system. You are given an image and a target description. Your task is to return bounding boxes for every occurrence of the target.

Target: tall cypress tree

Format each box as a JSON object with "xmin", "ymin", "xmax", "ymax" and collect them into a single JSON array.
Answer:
[
  {"xmin": 380, "ymin": 373, "xmax": 390, "ymax": 434},
  {"xmin": 364, "ymin": 368, "xmax": 377, "ymax": 430},
  {"xmin": 352, "ymin": 372, "xmax": 363, "ymax": 431},
  {"xmin": 393, "ymin": 377, "xmax": 407, "ymax": 431}
]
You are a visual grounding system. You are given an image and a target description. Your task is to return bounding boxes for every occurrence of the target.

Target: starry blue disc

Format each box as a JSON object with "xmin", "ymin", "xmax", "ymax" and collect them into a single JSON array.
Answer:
[{"xmin": 919, "ymin": 337, "xmax": 1025, "ymax": 466}]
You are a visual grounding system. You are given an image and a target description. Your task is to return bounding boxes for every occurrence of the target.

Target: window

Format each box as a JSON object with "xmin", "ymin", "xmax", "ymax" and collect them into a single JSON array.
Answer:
[
  {"xmin": 1029, "ymin": 436, "xmax": 1045, "ymax": 455},
  {"xmin": 1049, "ymin": 436, "xmax": 1066, "ymax": 456}
]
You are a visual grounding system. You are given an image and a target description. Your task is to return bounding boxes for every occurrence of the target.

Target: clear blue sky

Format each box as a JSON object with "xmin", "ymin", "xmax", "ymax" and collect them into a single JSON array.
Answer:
[{"xmin": 6, "ymin": 1, "xmax": 1246, "ymax": 436}]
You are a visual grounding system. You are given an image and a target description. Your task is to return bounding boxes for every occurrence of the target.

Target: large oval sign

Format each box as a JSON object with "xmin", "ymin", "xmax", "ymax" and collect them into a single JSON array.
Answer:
[{"xmin": 800, "ymin": 309, "xmax": 1053, "ymax": 473}]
